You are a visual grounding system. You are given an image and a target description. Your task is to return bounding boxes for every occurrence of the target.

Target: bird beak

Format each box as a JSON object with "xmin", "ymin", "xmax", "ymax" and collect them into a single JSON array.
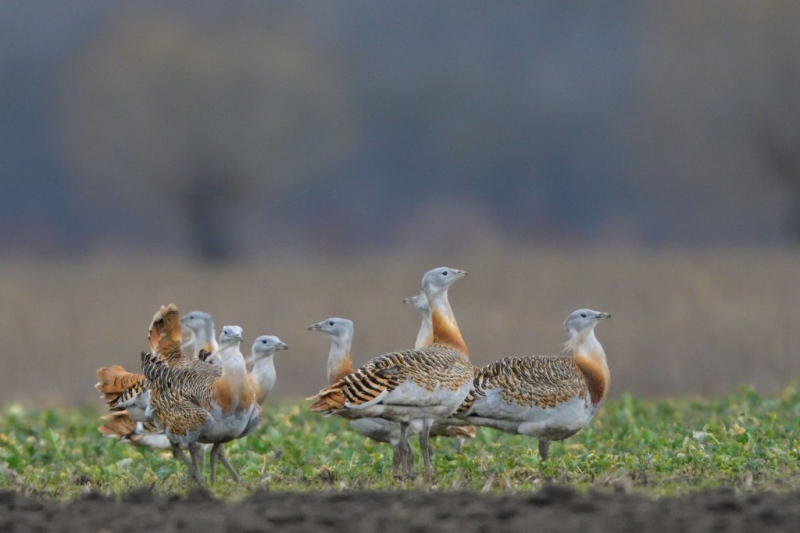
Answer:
[
  {"xmin": 597, "ymin": 312, "xmax": 611, "ymax": 319},
  {"xmin": 277, "ymin": 342, "xmax": 288, "ymax": 350},
  {"xmin": 402, "ymin": 297, "xmax": 414, "ymax": 304},
  {"xmin": 308, "ymin": 322, "xmax": 322, "ymax": 331},
  {"xmin": 455, "ymin": 269, "xmax": 468, "ymax": 278}
]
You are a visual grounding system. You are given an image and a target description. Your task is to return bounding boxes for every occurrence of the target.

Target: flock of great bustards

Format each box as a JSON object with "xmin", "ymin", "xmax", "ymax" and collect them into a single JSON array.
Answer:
[{"xmin": 96, "ymin": 267, "xmax": 610, "ymax": 484}]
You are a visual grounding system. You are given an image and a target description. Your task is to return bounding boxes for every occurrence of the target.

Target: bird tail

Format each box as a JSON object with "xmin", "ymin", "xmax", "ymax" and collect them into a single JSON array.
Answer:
[
  {"xmin": 445, "ymin": 425, "xmax": 477, "ymax": 439},
  {"xmin": 98, "ymin": 412, "xmax": 171, "ymax": 449},
  {"xmin": 98, "ymin": 411, "xmax": 137, "ymax": 439},
  {"xmin": 306, "ymin": 385, "xmax": 346, "ymax": 414},
  {"xmin": 95, "ymin": 365, "xmax": 145, "ymax": 407}
]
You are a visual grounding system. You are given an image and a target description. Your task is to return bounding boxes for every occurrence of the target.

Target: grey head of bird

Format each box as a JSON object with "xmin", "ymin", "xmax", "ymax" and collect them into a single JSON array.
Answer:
[
  {"xmin": 563, "ymin": 309, "xmax": 611, "ymax": 338},
  {"xmin": 219, "ymin": 325, "xmax": 244, "ymax": 346},
  {"xmin": 251, "ymin": 335, "xmax": 288, "ymax": 359},
  {"xmin": 181, "ymin": 310, "xmax": 214, "ymax": 331},
  {"xmin": 307, "ymin": 317, "xmax": 354, "ymax": 340},
  {"xmin": 402, "ymin": 292, "xmax": 429, "ymax": 313},
  {"xmin": 421, "ymin": 267, "xmax": 468, "ymax": 299}
]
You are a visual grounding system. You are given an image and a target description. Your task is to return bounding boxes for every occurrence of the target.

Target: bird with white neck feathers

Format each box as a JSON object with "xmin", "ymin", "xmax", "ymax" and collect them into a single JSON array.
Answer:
[
  {"xmin": 308, "ymin": 267, "xmax": 474, "ymax": 479},
  {"xmin": 402, "ymin": 292, "xmax": 434, "ymax": 349},
  {"xmin": 247, "ymin": 335, "xmax": 288, "ymax": 404},
  {"xmin": 143, "ymin": 324, "xmax": 261, "ymax": 484},
  {"xmin": 451, "ymin": 309, "xmax": 611, "ymax": 461}
]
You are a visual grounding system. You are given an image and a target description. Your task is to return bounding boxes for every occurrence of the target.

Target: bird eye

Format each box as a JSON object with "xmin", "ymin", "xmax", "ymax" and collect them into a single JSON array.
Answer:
[
  {"xmin": 261, "ymin": 339, "xmax": 267, "ymax": 344},
  {"xmin": 580, "ymin": 313, "xmax": 587, "ymax": 318},
  {"xmin": 442, "ymin": 271, "xmax": 448, "ymax": 276},
  {"xmin": 329, "ymin": 321, "xmax": 334, "ymax": 326}
]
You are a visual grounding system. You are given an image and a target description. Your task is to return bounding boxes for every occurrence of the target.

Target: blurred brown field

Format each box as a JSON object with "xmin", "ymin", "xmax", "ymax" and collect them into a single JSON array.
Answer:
[{"xmin": 0, "ymin": 246, "xmax": 797, "ymax": 408}]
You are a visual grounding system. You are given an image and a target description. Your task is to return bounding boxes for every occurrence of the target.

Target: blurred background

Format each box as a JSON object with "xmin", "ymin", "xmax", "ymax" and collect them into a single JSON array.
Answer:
[{"xmin": 1, "ymin": 1, "xmax": 798, "ymax": 406}]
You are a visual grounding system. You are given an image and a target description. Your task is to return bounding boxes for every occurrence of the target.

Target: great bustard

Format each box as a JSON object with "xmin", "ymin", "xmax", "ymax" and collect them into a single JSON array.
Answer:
[
  {"xmin": 308, "ymin": 267, "xmax": 474, "ymax": 479},
  {"xmin": 452, "ymin": 309, "xmax": 611, "ymax": 461}
]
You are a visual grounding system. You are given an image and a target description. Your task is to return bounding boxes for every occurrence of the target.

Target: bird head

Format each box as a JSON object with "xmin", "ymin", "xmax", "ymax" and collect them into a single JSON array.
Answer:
[
  {"xmin": 251, "ymin": 335, "xmax": 288, "ymax": 359},
  {"xmin": 307, "ymin": 317, "xmax": 354, "ymax": 340},
  {"xmin": 563, "ymin": 309, "xmax": 611, "ymax": 339},
  {"xmin": 421, "ymin": 267, "xmax": 468, "ymax": 299},
  {"xmin": 219, "ymin": 325, "xmax": 244, "ymax": 347},
  {"xmin": 402, "ymin": 292, "xmax": 429, "ymax": 313}
]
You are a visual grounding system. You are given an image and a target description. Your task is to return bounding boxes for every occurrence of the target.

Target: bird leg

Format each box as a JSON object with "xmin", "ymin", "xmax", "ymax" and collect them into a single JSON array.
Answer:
[
  {"xmin": 392, "ymin": 438, "xmax": 415, "ymax": 480},
  {"xmin": 172, "ymin": 442, "xmax": 203, "ymax": 484},
  {"xmin": 455, "ymin": 437, "xmax": 465, "ymax": 454},
  {"xmin": 216, "ymin": 446, "xmax": 241, "ymax": 483},
  {"xmin": 209, "ymin": 443, "xmax": 220, "ymax": 485},
  {"xmin": 538, "ymin": 439, "xmax": 550, "ymax": 461},
  {"xmin": 397, "ymin": 421, "xmax": 417, "ymax": 480},
  {"xmin": 189, "ymin": 442, "xmax": 203, "ymax": 479},
  {"xmin": 391, "ymin": 441, "xmax": 402, "ymax": 478},
  {"xmin": 420, "ymin": 418, "xmax": 434, "ymax": 480}
]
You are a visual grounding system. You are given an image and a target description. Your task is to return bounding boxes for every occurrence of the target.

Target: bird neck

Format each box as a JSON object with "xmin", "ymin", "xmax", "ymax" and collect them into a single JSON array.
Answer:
[
  {"xmin": 414, "ymin": 312, "xmax": 434, "ymax": 349},
  {"xmin": 250, "ymin": 355, "xmax": 276, "ymax": 404},
  {"xmin": 429, "ymin": 291, "xmax": 468, "ymax": 355},
  {"xmin": 195, "ymin": 322, "xmax": 217, "ymax": 356},
  {"xmin": 569, "ymin": 329, "xmax": 609, "ymax": 406},
  {"xmin": 327, "ymin": 334, "xmax": 354, "ymax": 384},
  {"xmin": 218, "ymin": 344, "xmax": 252, "ymax": 409}
]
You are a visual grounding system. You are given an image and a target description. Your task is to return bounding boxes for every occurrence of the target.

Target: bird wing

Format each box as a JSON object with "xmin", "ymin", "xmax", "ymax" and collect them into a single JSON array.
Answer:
[
  {"xmin": 142, "ymin": 350, "xmax": 223, "ymax": 434},
  {"xmin": 308, "ymin": 343, "xmax": 472, "ymax": 414},
  {"xmin": 460, "ymin": 355, "xmax": 587, "ymax": 414}
]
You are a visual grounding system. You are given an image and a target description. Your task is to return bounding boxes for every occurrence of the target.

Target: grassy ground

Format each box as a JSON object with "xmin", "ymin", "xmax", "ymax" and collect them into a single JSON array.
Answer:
[{"xmin": 1, "ymin": 385, "xmax": 798, "ymax": 499}]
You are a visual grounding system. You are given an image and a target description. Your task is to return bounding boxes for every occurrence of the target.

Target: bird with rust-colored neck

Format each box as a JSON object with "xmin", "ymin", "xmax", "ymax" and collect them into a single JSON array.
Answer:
[
  {"xmin": 308, "ymin": 317, "xmax": 355, "ymax": 385},
  {"xmin": 452, "ymin": 308, "xmax": 611, "ymax": 462},
  {"xmin": 308, "ymin": 267, "xmax": 473, "ymax": 479}
]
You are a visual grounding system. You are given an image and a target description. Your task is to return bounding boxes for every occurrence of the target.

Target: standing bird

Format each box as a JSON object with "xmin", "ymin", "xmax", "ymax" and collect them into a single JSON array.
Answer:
[
  {"xmin": 402, "ymin": 293, "xmax": 477, "ymax": 452},
  {"xmin": 309, "ymin": 317, "xmax": 415, "ymax": 476},
  {"xmin": 143, "ymin": 325, "xmax": 260, "ymax": 484},
  {"xmin": 308, "ymin": 267, "xmax": 474, "ymax": 479},
  {"xmin": 181, "ymin": 310, "xmax": 219, "ymax": 362},
  {"xmin": 453, "ymin": 309, "xmax": 611, "ymax": 461},
  {"xmin": 309, "ymin": 316, "xmax": 475, "ymax": 476}
]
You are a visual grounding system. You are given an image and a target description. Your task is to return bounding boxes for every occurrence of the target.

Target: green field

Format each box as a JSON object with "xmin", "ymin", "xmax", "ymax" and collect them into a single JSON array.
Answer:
[{"xmin": 1, "ymin": 385, "xmax": 798, "ymax": 499}]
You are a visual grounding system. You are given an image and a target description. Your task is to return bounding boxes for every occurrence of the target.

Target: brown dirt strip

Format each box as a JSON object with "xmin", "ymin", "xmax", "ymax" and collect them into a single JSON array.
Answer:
[{"xmin": 1, "ymin": 485, "xmax": 798, "ymax": 532}]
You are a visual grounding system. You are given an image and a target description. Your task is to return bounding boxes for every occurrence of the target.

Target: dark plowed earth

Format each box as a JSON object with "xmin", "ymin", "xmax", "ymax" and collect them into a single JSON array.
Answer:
[{"xmin": 1, "ymin": 486, "xmax": 798, "ymax": 532}]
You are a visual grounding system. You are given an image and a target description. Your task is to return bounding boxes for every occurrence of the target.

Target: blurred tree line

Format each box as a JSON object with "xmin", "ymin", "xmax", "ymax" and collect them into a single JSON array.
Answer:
[{"xmin": 1, "ymin": 1, "xmax": 799, "ymax": 260}]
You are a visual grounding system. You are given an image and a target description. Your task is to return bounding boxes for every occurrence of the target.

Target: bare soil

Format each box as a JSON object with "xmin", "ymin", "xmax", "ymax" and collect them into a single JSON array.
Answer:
[{"xmin": 2, "ymin": 486, "xmax": 798, "ymax": 532}]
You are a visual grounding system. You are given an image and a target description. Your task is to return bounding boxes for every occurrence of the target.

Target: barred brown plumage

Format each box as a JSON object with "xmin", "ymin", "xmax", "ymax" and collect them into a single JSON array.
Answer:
[
  {"xmin": 452, "ymin": 308, "xmax": 611, "ymax": 462},
  {"xmin": 308, "ymin": 267, "xmax": 473, "ymax": 479},
  {"xmin": 94, "ymin": 304, "xmax": 184, "ymax": 423}
]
